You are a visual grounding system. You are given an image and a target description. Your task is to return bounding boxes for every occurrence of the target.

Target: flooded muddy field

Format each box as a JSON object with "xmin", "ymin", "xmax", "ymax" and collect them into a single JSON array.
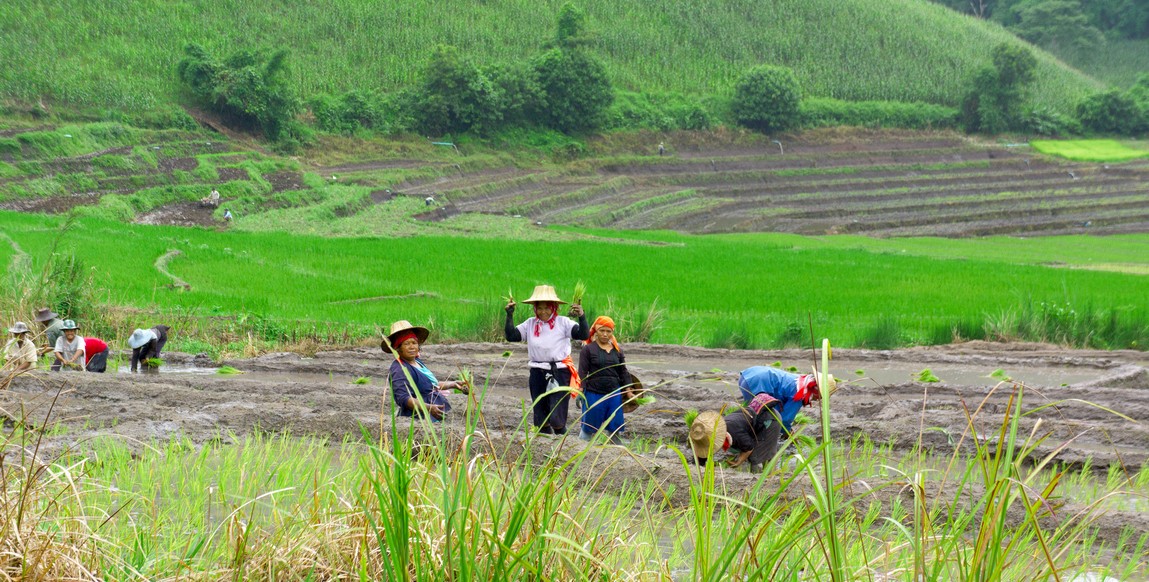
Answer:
[{"xmin": 3, "ymin": 341, "xmax": 1147, "ymax": 544}]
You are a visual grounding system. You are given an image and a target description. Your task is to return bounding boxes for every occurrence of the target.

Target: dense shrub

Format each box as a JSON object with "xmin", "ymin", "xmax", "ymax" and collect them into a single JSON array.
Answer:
[
  {"xmin": 310, "ymin": 91, "xmax": 387, "ymax": 134},
  {"xmin": 605, "ymin": 91, "xmax": 711, "ymax": 131},
  {"xmin": 1076, "ymin": 89, "xmax": 1147, "ymax": 135},
  {"xmin": 534, "ymin": 47, "xmax": 613, "ymax": 133},
  {"xmin": 799, "ymin": 98, "xmax": 957, "ymax": 129},
  {"xmin": 176, "ymin": 44, "xmax": 302, "ymax": 141},
  {"xmin": 732, "ymin": 65, "xmax": 802, "ymax": 132},
  {"xmin": 484, "ymin": 62, "xmax": 544, "ymax": 128},
  {"xmin": 414, "ymin": 45, "xmax": 500, "ymax": 135},
  {"xmin": 960, "ymin": 43, "xmax": 1037, "ymax": 133},
  {"xmin": 1019, "ymin": 105, "xmax": 1079, "ymax": 136}
]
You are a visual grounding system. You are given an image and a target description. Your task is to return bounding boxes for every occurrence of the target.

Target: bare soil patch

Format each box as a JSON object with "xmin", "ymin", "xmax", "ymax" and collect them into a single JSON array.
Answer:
[{"xmin": 134, "ymin": 201, "xmax": 221, "ymax": 227}]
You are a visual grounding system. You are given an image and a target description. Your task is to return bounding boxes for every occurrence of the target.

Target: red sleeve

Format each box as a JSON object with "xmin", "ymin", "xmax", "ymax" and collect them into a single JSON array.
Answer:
[{"xmin": 83, "ymin": 337, "xmax": 108, "ymax": 363}]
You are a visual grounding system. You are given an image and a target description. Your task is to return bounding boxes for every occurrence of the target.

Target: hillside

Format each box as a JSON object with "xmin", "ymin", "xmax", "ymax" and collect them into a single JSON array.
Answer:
[{"xmin": 0, "ymin": 0, "xmax": 1101, "ymax": 117}]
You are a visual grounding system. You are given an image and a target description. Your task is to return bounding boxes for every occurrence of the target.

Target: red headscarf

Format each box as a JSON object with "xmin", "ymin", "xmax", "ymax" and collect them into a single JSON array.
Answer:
[
  {"xmin": 794, "ymin": 374, "xmax": 821, "ymax": 406},
  {"xmin": 587, "ymin": 316, "xmax": 621, "ymax": 352}
]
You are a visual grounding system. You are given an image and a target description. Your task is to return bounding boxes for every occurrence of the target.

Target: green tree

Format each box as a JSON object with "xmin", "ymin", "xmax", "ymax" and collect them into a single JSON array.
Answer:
[
  {"xmin": 1009, "ymin": 0, "xmax": 1105, "ymax": 51},
  {"xmin": 732, "ymin": 65, "xmax": 802, "ymax": 132},
  {"xmin": 959, "ymin": 43, "xmax": 1037, "ymax": 133},
  {"xmin": 555, "ymin": 2, "xmax": 588, "ymax": 47},
  {"xmin": 415, "ymin": 45, "xmax": 499, "ymax": 135},
  {"xmin": 176, "ymin": 44, "xmax": 301, "ymax": 141},
  {"xmin": 534, "ymin": 48, "xmax": 613, "ymax": 133},
  {"xmin": 1077, "ymin": 89, "xmax": 1148, "ymax": 135}
]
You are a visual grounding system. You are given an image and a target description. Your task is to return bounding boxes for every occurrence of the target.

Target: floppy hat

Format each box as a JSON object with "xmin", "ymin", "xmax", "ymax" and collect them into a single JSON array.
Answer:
[
  {"xmin": 622, "ymin": 373, "xmax": 645, "ymax": 414},
  {"xmin": 522, "ymin": 285, "xmax": 567, "ymax": 305},
  {"xmin": 383, "ymin": 320, "xmax": 430, "ymax": 352},
  {"xmin": 689, "ymin": 411, "xmax": 728, "ymax": 463},
  {"xmin": 128, "ymin": 328, "xmax": 156, "ymax": 349},
  {"xmin": 34, "ymin": 308, "xmax": 58, "ymax": 322},
  {"xmin": 8, "ymin": 322, "xmax": 30, "ymax": 334},
  {"xmin": 60, "ymin": 319, "xmax": 79, "ymax": 331}
]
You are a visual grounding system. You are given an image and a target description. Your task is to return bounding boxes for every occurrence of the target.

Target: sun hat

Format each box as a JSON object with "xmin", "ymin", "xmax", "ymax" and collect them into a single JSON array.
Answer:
[
  {"xmin": 622, "ymin": 373, "xmax": 645, "ymax": 414},
  {"xmin": 689, "ymin": 411, "xmax": 728, "ymax": 463},
  {"xmin": 34, "ymin": 308, "xmax": 58, "ymax": 322},
  {"xmin": 128, "ymin": 328, "xmax": 156, "ymax": 349},
  {"xmin": 8, "ymin": 322, "xmax": 30, "ymax": 334},
  {"xmin": 522, "ymin": 285, "xmax": 567, "ymax": 305},
  {"xmin": 60, "ymin": 319, "xmax": 79, "ymax": 331},
  {"xmin": 810, "ymin": 366, "xmax": 838, "ymax": 395},
  {"xmin": 383, "ymin": 320, "xmax": 430, "ymax": 352}
]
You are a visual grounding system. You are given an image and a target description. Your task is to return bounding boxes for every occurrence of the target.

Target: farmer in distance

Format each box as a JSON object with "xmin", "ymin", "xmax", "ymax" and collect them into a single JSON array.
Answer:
[
  {"xmin": 129, "ymin": 325, "xmax": 171, "ymax": 372},
  {"xmin": 384, "ymin": 320, "xmax": 470, "ymax": 421},
  {"xmin": 504, "ymin": 285, "xmax": 589, "ymax": 435},
  {"xmin": 3, "ymin": 321, "xmax": 39, "ymax": 374}
]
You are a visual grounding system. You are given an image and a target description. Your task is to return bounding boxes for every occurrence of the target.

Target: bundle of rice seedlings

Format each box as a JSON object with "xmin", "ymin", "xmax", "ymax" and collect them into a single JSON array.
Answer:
[
  {"xmin": 571, "ymin": 281, "xmax": 587, "ymax": 305},
  {"xmin": 145, "ymin": 357, "xmax": 164, "ymax": 368},
  {"xmin": 633, "ymin": 396, "xmax": 657, "ymax": 406},
  {"xmin": 217, "ymin": 365, "xmax": 243, "ymax": 375},
  {"xmin": 457, "ymin": 366, "xmax": 473, "ymax": 390},
  {"xmin": 353, "ymin": 376, "xmax": 370, "ymax": 384},
  {"xmin": 684, "ymin": 409, "xmax": 699, "ymax": 428}
]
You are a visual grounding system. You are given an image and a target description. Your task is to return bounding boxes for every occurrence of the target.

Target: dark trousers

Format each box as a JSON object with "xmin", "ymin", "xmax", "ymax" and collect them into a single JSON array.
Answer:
[
  {"xmin": 528, "ymin": 366, "xmax": 571, "ymax": 433},
  {"xmin": 86, "ymin": 349, "xmax": 108, "ymax": 373}
]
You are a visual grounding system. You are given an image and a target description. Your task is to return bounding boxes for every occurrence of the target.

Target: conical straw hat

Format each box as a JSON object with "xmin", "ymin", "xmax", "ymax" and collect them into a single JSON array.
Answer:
[
  {"xmin": 689, "ymin": 411, "xmax": 727, "ymax": 462},
  {"xmin": 522, "ymin": 285, "xmax": 567, "ymax": 305}
]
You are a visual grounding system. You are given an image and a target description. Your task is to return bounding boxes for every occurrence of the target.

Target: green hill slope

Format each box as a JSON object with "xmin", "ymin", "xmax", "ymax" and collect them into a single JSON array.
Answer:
[{"xmin": 1, "ymin": 0, "xmax": 1101, "ymax": 116}]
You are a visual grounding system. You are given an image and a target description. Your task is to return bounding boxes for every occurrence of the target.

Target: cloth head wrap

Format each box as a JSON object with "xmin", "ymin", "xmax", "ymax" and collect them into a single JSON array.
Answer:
[
  {"xmin": 587, "ymin": 315, "xmax": 620, "ymax": 352},
  {"xmin": 533, "ymin": 302, "xmax": 558, "ymax": 337}
]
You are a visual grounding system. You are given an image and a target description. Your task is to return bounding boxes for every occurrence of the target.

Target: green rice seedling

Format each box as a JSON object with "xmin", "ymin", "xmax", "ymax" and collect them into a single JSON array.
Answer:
[
  {"xmin": 216, "ymin": 365, "xmax": 243, "ymax": 375},
  {"xmin": 571, "ymin": 280, "xmax": 586, "ymax": 305},
  {"xmin": 990, "ymin": 369, "xmax": 1011, "ymax": 381},
  {"xmin": 855, "ymin": 369, "xmax": 865, "ymax": 376},
  {"xmin": 917, "ymin": 368, "xmax": 941, "ymax": 383},
  {"xmin": 144, "ymin": 357, "xmax": 164, "ymax": 368},
  {"xmin": 352, "ymin": 376, "xmax": 370, "ymax": 384},
  {"xmin": 683, "ymin": 408, "xmax": 699, "ymax": 428}
]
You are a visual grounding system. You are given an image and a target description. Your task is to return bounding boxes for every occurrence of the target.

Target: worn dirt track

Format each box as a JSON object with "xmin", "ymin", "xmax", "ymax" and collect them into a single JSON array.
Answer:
[{"xmin": 3, "ymin": 341, "xmax": 1147, "ymax": 542}]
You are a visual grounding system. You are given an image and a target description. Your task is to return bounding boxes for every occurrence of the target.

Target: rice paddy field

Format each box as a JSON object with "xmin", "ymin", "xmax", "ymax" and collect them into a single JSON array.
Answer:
[{"xmin": 0, "ymin": 0, "xmax": 1101, "ymax": 115}]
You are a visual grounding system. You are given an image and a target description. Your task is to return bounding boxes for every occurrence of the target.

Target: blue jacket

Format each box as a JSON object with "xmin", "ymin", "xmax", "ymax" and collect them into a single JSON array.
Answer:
[
  {"xmin": 389, "ymin": 359, "xmax": 450, "ymax": 417},
  {"xmin": 737, "ymin": 366, "xmax": 804, "ymax": 434}
]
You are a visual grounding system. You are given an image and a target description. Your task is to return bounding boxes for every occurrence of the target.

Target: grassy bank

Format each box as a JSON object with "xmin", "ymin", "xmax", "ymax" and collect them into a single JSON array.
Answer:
[{"xmin": 1, "ymin": 211, "xmax": 1147, "ymax": 355}]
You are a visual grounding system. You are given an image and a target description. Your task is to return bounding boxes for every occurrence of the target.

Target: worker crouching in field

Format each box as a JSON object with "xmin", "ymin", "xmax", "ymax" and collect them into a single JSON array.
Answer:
[
  {"xmin": 736, "ymin": 365, "xmax": 834, "ymax": 457},
  {"xmin": 385, "ymin": 320, "xmax": 470, "ymax": 421},
  {"xmin": 578, "ymin": 315, "xmax": 631, "ymax": 444},
  {"xmin": 3, "ymin": 322, "xmax": 39, "ymax": 374},
  {"xmin": 504, "ymin": 285, "xmax": 589, "ymax": 435},
  {"xmin": 53, "ymin": 320, "xmax": 86, "ymax": 372},
  {"xmin": 83, "ymin": 335, "xmax": 109, "ymax": 373},
  {"xmin": 129, "ymin": 325, "xmax": 170, "ymax": 372}
]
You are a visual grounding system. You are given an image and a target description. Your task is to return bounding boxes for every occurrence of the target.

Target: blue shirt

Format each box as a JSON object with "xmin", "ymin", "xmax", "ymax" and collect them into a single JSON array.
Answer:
[
  {"xmin": 737, "ymin": 366, "xmax": 804, "ymax": 434},
  {"xmin": 389, "ymin": 358, "xmax": 450, "ymax": 417}
]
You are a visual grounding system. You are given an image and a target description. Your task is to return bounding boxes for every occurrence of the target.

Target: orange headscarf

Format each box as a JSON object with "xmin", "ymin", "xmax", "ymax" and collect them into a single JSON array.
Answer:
[{"xmin": 587, "ymin": 316, "xmax": 621, "ymax": 352}]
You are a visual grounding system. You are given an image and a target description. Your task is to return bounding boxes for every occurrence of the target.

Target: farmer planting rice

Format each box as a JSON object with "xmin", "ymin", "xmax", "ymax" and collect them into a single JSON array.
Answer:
[
  {"xmin": 384, "ymin": 320, "xmax": 470, "ymax": 421},
  {"xmin": 129, "ymin": 325, "xmax": 171, "ymax": 372},
  {"xmin": 82, "ymin": 335, "xmax": 109, "ymax": 373},
  {"xmin": 3, "ymin": 322, "xmax": 38, "ymax": 374},
  {"xmin": 53, "ymin": 320, "xmax": 86, "ymax": 372},
  {"xmin": 735, "ymin": 365, "xmax": 836, "ymax": 440},
  {"xmin": 578, "ymin": 315, "xmax": 632, "ymax": 443},
  {"xmin": 34, "ymin": 307, "xmax": 66, "ymax": 359},
  {"xmin": 504, "ymin": 285, "xmax": 589, "ymax": 435}
]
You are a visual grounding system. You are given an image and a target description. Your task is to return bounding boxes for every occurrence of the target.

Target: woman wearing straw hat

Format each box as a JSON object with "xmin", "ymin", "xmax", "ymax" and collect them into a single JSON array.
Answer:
[
  {"xmin": 53, "ymin": 320, "xmax": 86, "ymax": 371},
  {"xmin": 33, "ymin": 307, "xmax": 65, "ymax": 358},
  {"xmin": 577, "ymin": 315, "xmax": 631, "ymax": 443},
  {"xmin": 504, "ymin": 285, "xmax": 589, "ymax": 435},
  {"xmin": 689, "ymin": 411, "xmax": 730, "ymax": 465},
  {"xmin": 129, "ymin": 325, "xmax": 171, "ymax": 372},
  {"xmin": 3, "ymin": 321, "xmax": 39, "ymax": 374},
  {"xmin": 384, "ymin": 320, "xmax": 470, "ymax": 421}
]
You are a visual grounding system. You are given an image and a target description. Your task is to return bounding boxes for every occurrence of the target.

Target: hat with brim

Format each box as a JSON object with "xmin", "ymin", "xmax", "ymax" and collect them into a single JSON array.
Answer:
[
  {"xmin": 689, "ymin": 411, "xmax": 727, "ymax": 463},
  {"xmin": 8, "ymin": 322, "xmax": 30, "ymax": 334},
  {"xmin": 128, "ymin": 328, "xmax": 154, "ymax": 349},
  {"xmin": 383, "ymin": 320, "xmax": 430, "ymax": 353},
  {"xmin": 522, "ymin": 285, "xmax": 567, "ymax": 305},
  {"xmin": 810, "ymin": 366, "xmax": 838, "ymax": 396},
  {"xmin": 622, "ymin": 373, "xmax": 645, "ymax": 414},
  {"xmin": 60, "ymin": 319, "xmax": 79, "ymax": 331},
  {"xmin": 34, "ymin": 308, "xmax": 58, "ymax": 322}
]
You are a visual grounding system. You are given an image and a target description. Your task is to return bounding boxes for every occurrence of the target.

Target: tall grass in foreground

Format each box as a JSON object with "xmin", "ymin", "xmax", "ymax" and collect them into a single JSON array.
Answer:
[{"xmin": 2, "ymin": 351, "xmax": 1148, "ymax": 578}]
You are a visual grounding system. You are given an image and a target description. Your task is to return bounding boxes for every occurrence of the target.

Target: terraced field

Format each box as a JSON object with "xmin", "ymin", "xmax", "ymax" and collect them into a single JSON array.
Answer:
[
  {"xmin": 3, "ymin": 125, "xmax": 1148, "ymax": 238},
  {"xmin": 377, "ymin": 136, "xmax": 1149, "ymax": 237}
]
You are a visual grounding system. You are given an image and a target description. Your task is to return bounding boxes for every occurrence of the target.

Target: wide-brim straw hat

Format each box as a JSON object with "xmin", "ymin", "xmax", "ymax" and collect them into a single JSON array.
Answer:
[
  {"xmin": 622, "ymin": 373, "xmax": 645, "ymax": 414},
  {"xmin": 60, "ymin": 319, "xmax": 79, "ymax": 331},
  {"xmin": 128, "ymin": 328, "xmax": 153, "ymax": 349},
  {"xmin": 34, "ymin": 308, "xmax": 58, "ymax": 322},
  {"xmin": 522, "ymin": 285, "xmax": 567, "ymax": 305},
  {"xmin": 8, "ymin": 321, "xmax": 30, "ymax": 334},
  {"xmin": 384, "ymin": 320, "xmax": 430, "ymax": 352},
  {"xmin": 689, "ymin": 411, "xmax": 728, "ymax": 462}
]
